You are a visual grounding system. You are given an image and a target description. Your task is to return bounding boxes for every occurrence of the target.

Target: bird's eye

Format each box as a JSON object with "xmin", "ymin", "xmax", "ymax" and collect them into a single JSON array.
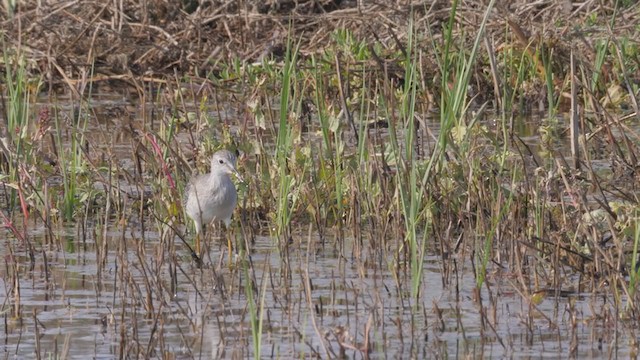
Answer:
[{"xmin": 218, "ymin": 159, "xmax": 224, "ymax": 164}]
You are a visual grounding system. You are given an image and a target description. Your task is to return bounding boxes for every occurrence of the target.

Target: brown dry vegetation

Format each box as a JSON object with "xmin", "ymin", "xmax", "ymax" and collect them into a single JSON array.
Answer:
[{"xmin": 2, "ymin": 0, "xmax": 637, "ymax": 92}]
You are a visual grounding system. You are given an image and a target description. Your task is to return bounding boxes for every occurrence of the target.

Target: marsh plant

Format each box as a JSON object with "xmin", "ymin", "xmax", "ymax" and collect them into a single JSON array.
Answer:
[{"xmin": 4, "ymin": 0, "xmax": 640, "ymax": 358}]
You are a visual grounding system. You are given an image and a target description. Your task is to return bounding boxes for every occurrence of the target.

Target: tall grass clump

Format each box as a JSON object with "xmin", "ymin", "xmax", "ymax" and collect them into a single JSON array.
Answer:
[
  {"xmin": 310, "ymin": 30, "xmax": 367, "ymax": 232},
  {"xmin": 309, "ymin": 54, "xmax": 333, "ymax": 227},
  {"xmin": 496, "ymin": 24, "xmax": 538, "ymax": 118},
  {"xmin": 52, "ymin": 100, "xmax": 92, "ymax": 222},
  {"xmin": 429, "ymin": 0, "xmax": 496, "ymax": 290},
  {"xmin": 379, "ymin": 17, "xmax": 427, "ymax": 302},
  {"xmin": 244, "ymin": 262, "xmax": 268, "ymax": 358},
  {"xmin": 3, "ymin": 54, "xmax": 31, "ymax": 158},
  {"xmin": 2, "ymin": 49, "xmax": 41, "ymax": 223},
  {"xmin": 274, "ymin": 37, "xmax": 301, "ymax": 244},
  {"xmin": 627, "ymin": 211, "xmax": 640, "ymax": 310}
]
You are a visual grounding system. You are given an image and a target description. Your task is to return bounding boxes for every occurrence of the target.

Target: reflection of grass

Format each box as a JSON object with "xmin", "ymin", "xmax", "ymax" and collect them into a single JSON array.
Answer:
[{"xmin": 244, "ymin": 256, "xmax": 268, "ymax": 358}]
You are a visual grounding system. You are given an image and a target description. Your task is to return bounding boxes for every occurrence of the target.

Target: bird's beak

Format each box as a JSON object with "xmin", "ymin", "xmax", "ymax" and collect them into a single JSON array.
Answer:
[{"xmin": 230, "ymin": 166, "xmax": 244, "ymax": 183}]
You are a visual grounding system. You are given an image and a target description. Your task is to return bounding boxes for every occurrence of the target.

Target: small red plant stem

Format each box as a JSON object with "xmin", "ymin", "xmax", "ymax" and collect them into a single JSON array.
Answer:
[{"xmin": 145, "ymin": 132, "xmax": 176, "ymax": 189}]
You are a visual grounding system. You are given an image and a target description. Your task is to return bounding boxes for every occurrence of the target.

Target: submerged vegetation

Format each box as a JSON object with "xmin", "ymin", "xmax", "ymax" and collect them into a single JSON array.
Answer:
[{"xmin": 2, "ymin": 0, "xmax": 640, "ymax": 358}]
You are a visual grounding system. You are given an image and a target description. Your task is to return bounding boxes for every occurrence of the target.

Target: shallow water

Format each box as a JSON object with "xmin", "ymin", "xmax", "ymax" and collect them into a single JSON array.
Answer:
[{"xmin": 1, "ymin": 225, "xmax": 633, "ymax": 359}]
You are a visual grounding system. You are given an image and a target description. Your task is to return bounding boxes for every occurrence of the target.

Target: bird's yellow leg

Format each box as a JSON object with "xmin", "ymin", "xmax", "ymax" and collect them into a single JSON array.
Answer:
[
  {"xmin": 227, "ymin": 231, "xmax": 234, "ymax": 267},
  {"xmin": 195, "ymin": 232, "xmax": 201, "ymax": 257}
]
